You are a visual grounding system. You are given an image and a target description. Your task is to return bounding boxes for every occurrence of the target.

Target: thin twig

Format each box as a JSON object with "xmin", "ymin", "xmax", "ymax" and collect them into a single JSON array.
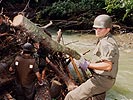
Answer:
[
  {"xmin": 41, "ymin": 21, "xmax": 53, "ymax": 29},
  {"xmin": 21, "ymin": 0, "xmax": 30, "ymax": 13},
  {"xmin": 82, "ymin": 50, "xmax": 90, "ymax": 55},
  {"xmin": 0, "ymin": 7, "xmax": 3, "ymax": 14},
  {"xmin": 65, "ymin": 40, "xmax": 79, "ymax": 46}
]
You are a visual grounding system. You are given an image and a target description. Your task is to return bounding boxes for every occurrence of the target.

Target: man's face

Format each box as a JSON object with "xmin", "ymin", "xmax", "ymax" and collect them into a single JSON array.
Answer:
[{"xmin": 94, "ymin": 28, "xmax": 110, "ymax": 38}]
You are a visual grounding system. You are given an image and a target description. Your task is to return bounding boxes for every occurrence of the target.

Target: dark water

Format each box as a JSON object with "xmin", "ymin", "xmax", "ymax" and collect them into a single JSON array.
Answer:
[{"xmin": 52, "ymin": 33, "xmax": 133, "ymax": 100}]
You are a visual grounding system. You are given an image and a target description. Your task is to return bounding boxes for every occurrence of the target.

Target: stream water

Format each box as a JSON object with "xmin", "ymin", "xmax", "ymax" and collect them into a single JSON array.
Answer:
[{"xmin": 51, "ymin": 33, "xmax": 133, "ymax": 100}]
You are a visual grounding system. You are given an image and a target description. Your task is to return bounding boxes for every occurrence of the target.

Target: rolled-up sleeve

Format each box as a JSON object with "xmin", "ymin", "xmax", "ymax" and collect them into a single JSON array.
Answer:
[{"xmin": 100, "ymin": 42, "xmax": 115, "ymax": 61}]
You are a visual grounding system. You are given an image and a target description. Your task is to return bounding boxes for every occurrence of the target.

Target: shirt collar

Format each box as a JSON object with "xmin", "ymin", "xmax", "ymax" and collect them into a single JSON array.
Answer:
[{"xmin": 98, "ymin": 32, "xmax": 112, "ymax": 40}]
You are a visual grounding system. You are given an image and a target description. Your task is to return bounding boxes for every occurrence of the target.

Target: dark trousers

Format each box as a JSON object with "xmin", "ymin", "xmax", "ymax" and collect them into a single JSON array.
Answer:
[{"xmin": 15, "ymin": 83, "xmax": 36, "ymax": 100}]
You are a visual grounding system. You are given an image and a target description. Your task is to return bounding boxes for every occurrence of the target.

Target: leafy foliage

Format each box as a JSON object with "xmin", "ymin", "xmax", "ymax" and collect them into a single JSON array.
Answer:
[
  {"xmin": 105, "ymin": 0, "xmax": 133, "ymax": 21},
  {"xmin": 1, "ymin": 0, "xmax": 133, "ymax": 26},
  {"xmin": 39, "ymin": 0, "xmax": 105, "ymax": 19}
]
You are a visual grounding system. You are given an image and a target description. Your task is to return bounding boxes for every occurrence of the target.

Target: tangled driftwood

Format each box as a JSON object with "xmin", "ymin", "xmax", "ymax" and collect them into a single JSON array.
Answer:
[{"xmin": 0, "ymin": 14, "xmax": 86, "ymax": 99}]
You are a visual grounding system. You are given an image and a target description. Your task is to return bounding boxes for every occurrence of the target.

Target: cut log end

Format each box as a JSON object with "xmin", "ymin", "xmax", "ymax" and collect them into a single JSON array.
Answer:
[{"xmin": 12, "ymin": 14, "xmax": 24, "ymax": 26}]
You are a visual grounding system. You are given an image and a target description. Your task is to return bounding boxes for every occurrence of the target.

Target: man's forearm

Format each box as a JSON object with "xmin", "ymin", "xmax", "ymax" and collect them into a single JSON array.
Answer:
[
  {"xmin": 36, "ymin": 72, "xmax": 42, "ymax": 81},
  {"xmin": 89, "ymin": 61, "xmax": 112, "ymax": 71}
]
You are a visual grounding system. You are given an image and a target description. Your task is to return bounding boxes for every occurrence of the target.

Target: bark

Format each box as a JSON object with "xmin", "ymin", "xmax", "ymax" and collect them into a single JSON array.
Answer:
[
  {"xmin": 12, "ymin": 14, "xmax": 81, "ymax": 60},
  {"xmin": 50, "ymin": 80, "xmax": 62, "ymax": 98}
]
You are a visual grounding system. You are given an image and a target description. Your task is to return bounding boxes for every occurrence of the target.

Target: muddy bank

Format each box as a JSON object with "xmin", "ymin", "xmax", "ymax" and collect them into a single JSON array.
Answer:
[
  {"xmin": 52, "ymin": 29, "xmax": 133, "ymax": 51},
  {"xmin": 115, "ymin": 33, "xmax": 133, "ymax": 52},
  {"xmin": 79, "ymin": 33, "xmax": 133, "ymax": 51},
  {"xmin": 115, "ymin": 34, "xmax": 133, "ymax": 48}
]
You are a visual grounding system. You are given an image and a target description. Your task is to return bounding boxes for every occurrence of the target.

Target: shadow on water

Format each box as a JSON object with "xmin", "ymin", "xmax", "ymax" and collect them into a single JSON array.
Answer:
[{"xmin": 51, "ymin": 32, "xmax": 133, "ymax": 100}]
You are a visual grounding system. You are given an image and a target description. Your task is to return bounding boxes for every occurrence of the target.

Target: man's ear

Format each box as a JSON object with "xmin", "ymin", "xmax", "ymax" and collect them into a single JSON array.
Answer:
[{"xmin": 107, "ymin": 28, "xmax": 111, "ymax": 32}]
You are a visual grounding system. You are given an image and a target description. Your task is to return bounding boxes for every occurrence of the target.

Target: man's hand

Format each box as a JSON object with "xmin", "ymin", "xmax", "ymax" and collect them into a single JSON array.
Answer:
[
  {"xmin": 77, "ymin": 56, "xmax": 90, "ymax": 71},
  {"xmin": 38, "ymin": 80, "xmax": 43, "ymax": 86},
  {"xmin": 46, "ymin": 57, "xmax": 51, "ymax": 64}
]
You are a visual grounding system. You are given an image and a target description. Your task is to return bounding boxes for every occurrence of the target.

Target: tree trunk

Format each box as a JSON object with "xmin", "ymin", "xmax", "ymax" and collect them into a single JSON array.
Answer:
[{"xmin": 12, "ymin": 14, "xmax": 81, "ymax": 60}]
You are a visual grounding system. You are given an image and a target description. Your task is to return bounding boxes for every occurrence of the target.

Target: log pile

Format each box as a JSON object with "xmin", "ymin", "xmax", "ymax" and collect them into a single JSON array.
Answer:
[{"xmin": 0, "ymin": 14, "xmax": 85, "ymax": 99}]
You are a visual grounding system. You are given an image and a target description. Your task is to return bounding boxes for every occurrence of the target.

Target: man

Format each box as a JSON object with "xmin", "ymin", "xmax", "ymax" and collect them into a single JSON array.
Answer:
[
  {"xmin": 36, "ymin": 41, "xmax": 50, "ymax": 80},
  {"xmin": 64, "ymin": 14, "xmax": 119, "ymax": 100},
  {"xmin": 9, "ymin": 42, "xmax": 42, "ymax": 100}
]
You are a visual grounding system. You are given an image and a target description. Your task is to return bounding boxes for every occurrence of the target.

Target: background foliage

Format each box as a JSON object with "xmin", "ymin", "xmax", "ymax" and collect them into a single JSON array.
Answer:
[
  {"xmin": 1, "ymin": 0, "xmax": 133, "ymax": 26},
  {"xmin": 37, "ymin": 0, "xmax": 105, "ymax": 19},
  {"xmin": 105, "ymin": 0, "xmax": 133, "ymax": 26}
]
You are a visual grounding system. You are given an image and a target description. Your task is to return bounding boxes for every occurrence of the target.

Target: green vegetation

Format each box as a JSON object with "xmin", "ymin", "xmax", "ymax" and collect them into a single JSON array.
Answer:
[
  {"xmin": 39, "ymin": 0, "xmax": 105, "ymax": 19},
  {"xmin": 36, "ymin": 0, "xmax": 133, "ymax": 25},
  {"xmin": 1, "ymin": 0, "xmax": 133, "ymax": 26},
  {"xmin": 105, "ymin": 0, "xmax": 133, "ymax": 21}
]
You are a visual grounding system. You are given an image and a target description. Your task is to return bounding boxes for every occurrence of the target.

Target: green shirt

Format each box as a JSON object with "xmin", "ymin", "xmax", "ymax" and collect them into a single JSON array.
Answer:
[{"xmin": 91, "ymin": 33, "xmax": 119, "ymax": 78}]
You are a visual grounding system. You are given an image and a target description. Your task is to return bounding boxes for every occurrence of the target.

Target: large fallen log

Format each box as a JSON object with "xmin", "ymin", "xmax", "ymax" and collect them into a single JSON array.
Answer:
[{"xmin": 12, "ymin": 14, "xmax": 81, "ymax": 60}]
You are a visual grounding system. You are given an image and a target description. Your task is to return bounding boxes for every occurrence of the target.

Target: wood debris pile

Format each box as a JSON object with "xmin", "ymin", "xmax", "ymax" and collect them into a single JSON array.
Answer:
[{"xmin": 0, "ymin": 14, "xmax": 87, "ymax": 100}]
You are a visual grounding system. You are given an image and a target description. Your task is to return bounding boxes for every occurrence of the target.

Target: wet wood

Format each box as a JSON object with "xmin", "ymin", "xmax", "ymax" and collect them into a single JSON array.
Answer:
[
  {"xmin": 12, "ymin": 14, "xmax": 81, "ymax": 60},
  {"xmin": 35, "ymin": 79, "xmax": 51, "ymax": 100},
  {"xmin": 69, "ymin": 57, "xmax": 84, "ymax": 83},
  {"xmin": 56, "ymin": 29, "xmax": 62, "ymax": 43},
  {"xmin": 48, "ymin": 61, "xmax": 77, "ymax": 91},
  {"xmin": 50, "ymin": 80, "xmax": 62, "ymax": 98}
]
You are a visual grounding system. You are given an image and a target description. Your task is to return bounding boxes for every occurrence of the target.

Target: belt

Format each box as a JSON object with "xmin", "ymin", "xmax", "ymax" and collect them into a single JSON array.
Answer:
[
  {"xmin": 101, "ymin": 75, "xmax": 115, "ymax": 80},
  {"xmin": 92, "ymin": 73, "xmax": 115, "ymax": 80}
]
